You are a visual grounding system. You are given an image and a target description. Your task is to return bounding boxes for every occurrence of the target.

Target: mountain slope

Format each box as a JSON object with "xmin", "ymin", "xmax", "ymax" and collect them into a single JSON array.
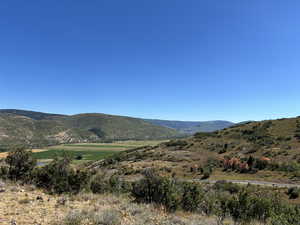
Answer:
[
  {"xmin": 93, "ymin": 116, "xmax": 300, "ymax": 183},
  {"xmin": 0, "ymin": 109, "xmax": 65, "ymax": 120},
  {"xmin": 0, "ymin": 109, "xmax": 180, "ymax": 149},
  {"xmin": 144, "ymin": 119, "xmax": 234, "ymax": 133}
]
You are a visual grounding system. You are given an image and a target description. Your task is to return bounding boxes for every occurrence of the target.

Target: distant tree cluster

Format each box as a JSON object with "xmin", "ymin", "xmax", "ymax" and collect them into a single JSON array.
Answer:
[{"xmin": 223, "ymin": 156, "xmax": 270, "ymax": 173}]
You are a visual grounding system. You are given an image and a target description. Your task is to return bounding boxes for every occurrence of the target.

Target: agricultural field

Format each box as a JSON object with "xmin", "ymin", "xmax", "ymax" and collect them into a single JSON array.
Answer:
[{"xmin": 31, "ymin": 140, "xmax": 166, "ymax": 164}]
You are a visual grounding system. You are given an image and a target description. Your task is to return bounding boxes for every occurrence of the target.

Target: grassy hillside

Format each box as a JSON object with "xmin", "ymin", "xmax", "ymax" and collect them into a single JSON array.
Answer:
[
  {"xmin": 144, "ymin": 119, "xmax": 234, "ymax": 133},
  {"xmin": 94, "ymin": 116, "xmax": 300, "ymax": 184},
  {"xmin": 0, "ymin": 109, "xmax": 65, "ymax": 120},
  {"xmin": 0, "ymin": 109, "xmax": 180, "ymax": 149},
  {"xmin": 63, "ymin": 113, "xmax": 181, "ymax": 140}
]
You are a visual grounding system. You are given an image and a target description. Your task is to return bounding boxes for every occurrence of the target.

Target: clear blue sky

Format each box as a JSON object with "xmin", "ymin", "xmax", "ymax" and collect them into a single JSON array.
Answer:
[{"xmin": 1, "ymin": 1, "xmax": 299, "ymax": 122}]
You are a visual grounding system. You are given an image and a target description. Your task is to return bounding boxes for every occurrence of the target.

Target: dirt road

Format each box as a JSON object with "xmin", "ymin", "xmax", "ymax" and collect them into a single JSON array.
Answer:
[{"xmin": 195, "ymin": 179, "xmax": 300, "ymax": 188}]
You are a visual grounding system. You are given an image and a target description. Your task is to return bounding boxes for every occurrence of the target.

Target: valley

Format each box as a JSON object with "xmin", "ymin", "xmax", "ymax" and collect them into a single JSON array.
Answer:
[
  {"xmin": 34, "ymin": 140, "xmax": 165, "ymax": 165},
  {"xmin": 1, "ymin": 112, "xmax": 300, "ymax": 225}
]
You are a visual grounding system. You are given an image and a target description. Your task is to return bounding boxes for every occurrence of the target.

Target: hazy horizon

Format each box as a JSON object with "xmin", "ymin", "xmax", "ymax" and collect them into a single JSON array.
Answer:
[{"xmin": 2, "ymin": 107, "xmax": 299, "ymax": 124}]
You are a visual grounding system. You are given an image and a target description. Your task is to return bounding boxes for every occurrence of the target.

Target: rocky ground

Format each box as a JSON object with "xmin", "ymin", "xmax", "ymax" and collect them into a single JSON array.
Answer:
[{"xmin": 0, "ymin": 180, "xmax": 218, "ymax": 225}]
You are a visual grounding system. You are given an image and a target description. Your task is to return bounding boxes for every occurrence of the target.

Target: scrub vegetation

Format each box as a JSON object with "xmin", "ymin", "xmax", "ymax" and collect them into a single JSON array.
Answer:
[{"xmin": 1, "ymin": 146, "xmax": 300, "ymax": 225}]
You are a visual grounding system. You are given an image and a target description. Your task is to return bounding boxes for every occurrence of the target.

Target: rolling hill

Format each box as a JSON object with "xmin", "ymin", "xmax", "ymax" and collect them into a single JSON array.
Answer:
[
  {"xmin": 0, "ymin": 109, "xmax": 181, "ymax": 149},
  {"xmin": 92, "ymin": 116, "xmax": 300, "ymax": 184},
  {"xmin": 0, "ymin": 109, "xmax": 236, "ymax": 149},
  {"xmin": 144, "ymin": 119, "xmax": 234, "ymax": 133}
]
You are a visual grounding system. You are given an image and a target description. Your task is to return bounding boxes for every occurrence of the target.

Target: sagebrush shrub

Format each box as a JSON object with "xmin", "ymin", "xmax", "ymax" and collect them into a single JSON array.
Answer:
[
  {"xmin": 132, "ymin": 170, "xmax": 181, "ymax": 212},
  {"xmin": 5, "ymin": 147, "xmax": 36, "ymax": 180},
  {"xmin": 181, "ymin": 182, "xmax": 204, "ymax": 212},
  {"xmin": 0, "ymin": 165, "xmax": 9, "ymax": 179},
  {"xmin": 32, "ymin": 156, "xmax": 90, "ymax": 194},
  {"xmin": 90, "ymin": 173, "xmax": 131, "ymax": 194}
]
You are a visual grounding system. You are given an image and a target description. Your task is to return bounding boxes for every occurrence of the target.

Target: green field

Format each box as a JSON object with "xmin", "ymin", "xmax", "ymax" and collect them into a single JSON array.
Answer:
[
  {"xmin": 63, "ymin": 144, "xmax": 135, "ymax": 148},
  {"xmin": 32, "ymin": 140, "xmax": 166, "ymax": 164}
]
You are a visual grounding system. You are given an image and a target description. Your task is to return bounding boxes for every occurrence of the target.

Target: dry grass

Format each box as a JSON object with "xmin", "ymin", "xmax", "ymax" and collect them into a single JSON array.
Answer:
[
  {"xmin": 91, "ymin": 118, "xmax": 300, "ymax": 184},
  {"xmin": 0, "ymin": 180, "xmax": 219, "ymax": 225},
  {"xmin": 211, "ymin": 169, "xmax": 292, "ymax": 183}
]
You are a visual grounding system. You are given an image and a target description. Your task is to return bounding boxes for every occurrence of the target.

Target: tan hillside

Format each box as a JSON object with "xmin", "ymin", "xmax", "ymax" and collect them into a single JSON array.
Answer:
[
  {"xmin": 93, "ymin": 116, "xmax": 300, "ymax": 183},
  {"xmin": 0, "ymin": 181, "xmax": 217, "ymax": 225}
]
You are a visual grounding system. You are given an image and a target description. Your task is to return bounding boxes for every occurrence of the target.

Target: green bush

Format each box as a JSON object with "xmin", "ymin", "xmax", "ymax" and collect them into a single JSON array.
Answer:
[
  {"xmin": 287, "ymin": 187, "xmax": 300, "ymax": 199},
  {"xmin": 108, "ymin": 175, "xmax": 132, "ymax": 193},
  {"xmin": 75, "ymin": 155, "xmax": 83, "ymax": 160},
  {"xmin": 194, "ymin": 132, "xmax": 217, "ymax": 139},
  {"xmin": 181, "ymin": 182, "xmax": 204, "ymax": 212},
  {"xmin": 90, "ymin": 174, "xmax": 131, "ymax": 194},
  {"xmin": 277, "ymin": 162, "xmax": 300, "ymax": 173},
  {"xmin": 131, "ymin": 170, "xmax": 181, "ymax": 212},
  {"xmin": 269, "ymin": 204, "xmax": 300, "ymax": 225},
  {"xmin": 227, "ymin": 190, "xmax": 274, "ymax": 224},
  {"xmin": 199, "ymin": 191, "xmax": 218, "ymax": 216},
  {"xmin": 254, "ymin": 158, "xmax": 268, "ymax": 170},
  {"xmin": 5, "ymin": 147, "xmax": 36, "ymax": 180},
  {"xmin": 212, "ymin": 193, "xmax": 231, "ymax": 225},
  {"xmin": 213, "ymin": 181, "xmax": 240, "ymax": 194},
  {"xmin": 165, "ymin": 140, "xmax": 188, "ymax": 147},
  {"xmin": 32, "ymin": 156, "xmax": 90, "ymax": 194},
  {"xmin": 0, "ymin": 165, "xmax": 9, "ymax": 179},
  {"xmin": 201, "ymin": 167, "xmax": 212, "ymax": 179},
  {"xmin": 200, "ymin": 158, "xmax": 217, "ymax": 179}
]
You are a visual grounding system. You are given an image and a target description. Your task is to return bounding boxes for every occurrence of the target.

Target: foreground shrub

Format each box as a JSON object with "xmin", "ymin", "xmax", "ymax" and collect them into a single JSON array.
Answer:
[
  {"xmin": 90, "ymin": 174, "xmax": 108, "ymax": 194},
  {"xmin": 53, "ymin": 209, "xmax": 121, "ymax": 225},
  {"xmin": 58, "ymin": 210, "xmax": 84, "ymax": 225},
  {"xmin": 132, "ymin": 170, "xmax": 181, "ymax": 212},
  {"xmin": 92, "ymin": 209, "xmax": 121, "ymax": 225},
  {"xmin": 90, "ymin": 173, "xmax": 131, "ymax": 194},
  {"xmin": 227, "ymin": 190, "xmax": 275, "ymax": 224},
  {"xmin": 5, "ymin": 146, "xmax": 36, "ymax": 181},
  {"xmin": 32, "ymin": 156, "xmax": 90, "ymax": 194},
  {"xmin": 181, "ymin": 182, "xmax": 204, "ymax": 212},
  {"xmin": 269, "ymin": 204, "xmax": 300, "ymax": 225},
  {"xmin": 212, "ymin": 193, "xmax": 231, "ymax": 225}
]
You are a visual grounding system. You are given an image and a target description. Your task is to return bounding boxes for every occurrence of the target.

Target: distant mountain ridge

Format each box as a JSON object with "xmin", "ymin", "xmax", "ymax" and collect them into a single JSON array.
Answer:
[
  {"xmin": 0, "ymin": 109, "xmax": 65, "ymax": 120},
  {"xmin": 0, "ymin": 109, "xmax": 180, "ymax": 149},
  {"xmin": 0, "ymin": 109, "xmax": 234, "ymax": 149},
  {"xmin": 144, "ymin": 119, "xmax": 235, "ymax": 134}
]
